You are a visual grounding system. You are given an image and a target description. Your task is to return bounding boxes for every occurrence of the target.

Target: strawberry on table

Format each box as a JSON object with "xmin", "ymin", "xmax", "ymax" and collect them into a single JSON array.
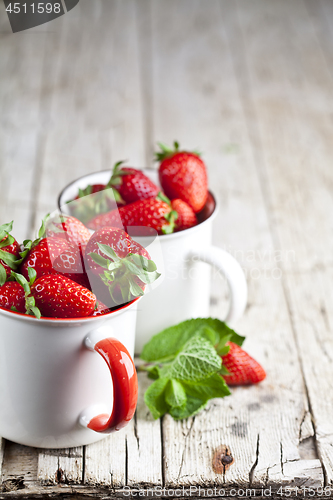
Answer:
[
  {"xmin": 221, "ymin": 341, "xmax": 266, "ymax": 386},
  {"xmin": 85, "ymin": 227, "xmax": 160, "ymax": 307},
  {"xmin": 0, "ymin": 281, "xmax": 26, "ymax": 313},
  {"xmin": 87, "ymin": 198, "xmax": 177, "ymax": 235},
  {"xmin": 0, "ymin": 221, "xmax": 20, "ymax": 285},
  {"xmin": 156, "ymin": 141, "xmax": 208, "ymax": 213},
  {"xmin": 31, "ymin": 274, "xmax": 96, "ymax": 318}
]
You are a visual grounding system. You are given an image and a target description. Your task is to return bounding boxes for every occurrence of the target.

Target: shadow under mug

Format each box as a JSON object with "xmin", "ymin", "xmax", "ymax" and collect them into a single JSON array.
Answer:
[
  {"xmin": 0, "ymin": 298, "xmax": 139, "ymax": 449},
  {"xmin": 57, "ymin": 169, "xmax": 247, "ymax": 354}
]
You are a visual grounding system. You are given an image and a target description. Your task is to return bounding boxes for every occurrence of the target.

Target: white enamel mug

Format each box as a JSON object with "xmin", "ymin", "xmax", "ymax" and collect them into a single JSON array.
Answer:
[
  {"xmin": 0, "ymin": 299, "xmax": 139, "ymax": 449},
  {"xmin": 58, "ymin": 170, "xmax": 247, "ymax": 353}
]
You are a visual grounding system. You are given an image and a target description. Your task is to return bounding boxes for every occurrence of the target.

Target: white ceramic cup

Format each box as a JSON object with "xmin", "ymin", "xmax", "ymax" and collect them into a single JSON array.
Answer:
[
  {"xmin": 58, "ymin": 170, "xmax": 248, "ymax": 353},
  {"xmin": 0, "ymin": 299, "xmax": 139, "ymax": 449}
]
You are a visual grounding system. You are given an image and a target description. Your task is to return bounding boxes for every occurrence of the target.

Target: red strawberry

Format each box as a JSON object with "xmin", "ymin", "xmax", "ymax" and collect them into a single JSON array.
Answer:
[
  {"xmin": 108, "ymin": 163, "xmax": 159, "ymax": 204},
  {"xmin": 222, "ymin": 342, "xmax": 266, "ymax": 386},
  {"xmin": 91, "ymin": 300, "xmax": 112, "ymax": 316},
  {"xmin": 46, "ymin": 215, "xmax": 91, "ymax": 253},
  {"xmin": 85, "ymin": 227, "xmax": 159, "ymax": 307},
  {"xmin": 20, "ymin": 237, "xmax": 70, "ymax": 281},
  {"xmin": 156, "ymin": 142, "xmax": 208, "ymax": 213},
  {"xmin": 87, "ymin": 199, "xmax": 176, "ymax": 235},
  {"xmin": 52, "ymin": 245, "xmax": 90, "ymax": 289},
  {"xmin": 0, "ymin": 282, "xmax": 26, "ymax": 313},
  {"xmin": 171, "ymin": 199, "xmax": 197, "ymax": 231},
  {"xmin": 31, "ymin": 274, "xmax": 96, "ymax": 318}
]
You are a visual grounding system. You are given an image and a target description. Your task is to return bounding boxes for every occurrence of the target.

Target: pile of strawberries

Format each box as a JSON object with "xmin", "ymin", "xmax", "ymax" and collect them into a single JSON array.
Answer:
[
  {"xmin": 0, "ymin": 216, "xmax": 160, "ymax": 319},
  {"xmin": 71, "ymin": 142, "xmax": 210, "ymax": 234}
]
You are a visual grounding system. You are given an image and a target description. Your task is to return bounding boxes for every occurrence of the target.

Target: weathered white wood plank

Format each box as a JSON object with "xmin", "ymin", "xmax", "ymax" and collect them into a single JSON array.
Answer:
[
  {"xmin": 0, "ymin": 438, "xmax": 4, "ymax": 484},
  {"xmin": 127, "ymin": 372, "xmax": 163, "ymax": 487},
  {"xmin": 230, "ymin": 0, "xmax": 333, "ymax": 484},
  {"xmin": 35, "ymin": 0, "xmax": 146, "ymax": 229},
  {"xmin": 151, "ymin": 0, "xmax": 318, "ymax": 488},
  {"xmin": 38, "ymin": 447, "xmax": 83, "ymax": 485},
  {"xmin": 1, "ymin": 442, "xmax": 39, "ymax": 493},
  {"xmin": 0, "ymin": 1, "xmax": 49, "ymax": 242},
  {"xmin": 285, "ymin": 271, "xmax": 333, "ymax": 486},
  {"xmin": 84, "ymin": 432, "xmax": 126, "ymax": 487}
]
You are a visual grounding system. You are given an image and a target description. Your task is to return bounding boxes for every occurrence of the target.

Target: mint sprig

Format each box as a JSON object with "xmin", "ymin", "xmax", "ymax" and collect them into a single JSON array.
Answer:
[{"xmin": 140, "ymin": 318, "xmax": 244, "ymax": 420}]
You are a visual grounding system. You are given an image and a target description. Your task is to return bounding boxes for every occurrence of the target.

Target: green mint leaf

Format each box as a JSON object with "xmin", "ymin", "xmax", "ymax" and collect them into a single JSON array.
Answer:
[
  {"xmin": 141, "ymin": 318, "xmax": 244, "ymax": 363},
  {"xmin": 89, "ymin": 252, "xmax": 109, "ymax": 268},
  {"xmin": 169, "ymin": 395, "xmax": 207, "ymax": 420},
  {"xmin": 165, "ymin": 380, "xmax": 187, "ymax": 409},
  {"xmin": 144, "ymin": 377, "xmax": 170, "ymax": 419},
  {"xmin": 0, "ymin": 264, "xmax": 6, "ymax": 286},
  {"xmin": 159, "ymin": 334, "xmax": 222, "ymax": 382},
  {"xmin": 97, "ymin": 243, "xmax": 120, "ymax": 262},
  {"xmin": 182, "ymin": 373, "xmax": 231, "ymax": 400}
]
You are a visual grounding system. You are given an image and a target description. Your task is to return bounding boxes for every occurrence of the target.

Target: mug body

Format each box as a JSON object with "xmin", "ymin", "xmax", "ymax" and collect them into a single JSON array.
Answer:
[
  {"xmin": 0, "ymin": 300, "xmax": 138, "ymax": 449},
  {"xmin": 133, "ymin": 214, "xmax": 215, "ymax": 352}
]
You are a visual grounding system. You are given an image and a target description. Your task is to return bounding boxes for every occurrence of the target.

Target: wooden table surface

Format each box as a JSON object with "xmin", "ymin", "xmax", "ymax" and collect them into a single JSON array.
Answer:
[{"xmin": 1, "ymin": 0, "xmax": 333, "ymax": 497}]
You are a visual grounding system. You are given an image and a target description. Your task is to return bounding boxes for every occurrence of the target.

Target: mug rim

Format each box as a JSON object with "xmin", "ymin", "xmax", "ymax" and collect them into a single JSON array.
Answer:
[
  {"xmin": 57, "ymin": 169, "xmax": 218, "ymax": 241},
  {"xmin": 0, "ymin": 296, "xmax": 140, "ymax": 325}
]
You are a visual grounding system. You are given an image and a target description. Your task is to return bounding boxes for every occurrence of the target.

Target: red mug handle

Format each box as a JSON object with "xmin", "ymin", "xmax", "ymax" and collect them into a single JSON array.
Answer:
[{"xmin": 80, "ymin": 336, "xmax": 138, "ymax": 433}]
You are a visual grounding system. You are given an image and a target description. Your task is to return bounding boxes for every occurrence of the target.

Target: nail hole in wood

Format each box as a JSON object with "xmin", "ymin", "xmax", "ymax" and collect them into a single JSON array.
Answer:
[{"xmin": 212, "ymin": 445, "xmax": 234, "ymax": 474}]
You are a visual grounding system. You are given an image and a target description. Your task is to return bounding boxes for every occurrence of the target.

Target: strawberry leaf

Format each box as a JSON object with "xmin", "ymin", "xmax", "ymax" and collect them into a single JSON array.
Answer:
[
  {"xmin": 128, "ymin": 276, "xmax": 145, "ymax": 297},
  {"xmin": 0, "ymin": 221, "xmax": 14, "ymax": 234},
  {"xmin": 88, "ymin": 252, "xmax": 110, "ymax": 268},
  {"xmin": 0, "ymin": 264, "xmax": 6, "ymax": 286},
  {"xmin": 97, "ymin": 243, "xmax": 121, "ymax": 262},
  {"xmin": 0, "ymin": 249, "xmax": 18, "ymax": 270},
  {"xmin": 28, "ymin": 267, "xmax": 37, "ymax": 285},
  {"xmin": 0, "ymin": 234, "xmax": 15, "ymax": 249}
]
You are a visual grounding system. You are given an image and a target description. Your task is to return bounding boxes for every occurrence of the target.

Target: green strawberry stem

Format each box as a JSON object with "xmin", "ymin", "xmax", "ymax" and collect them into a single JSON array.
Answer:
[
  {"xmin": 11, "ymin": 269, "xmax": 41, "ymax": 319},
  {"xmin": 154, "ymin": 141, "xmax": 201, "ymax": 162},
  {"xmin": 89, "ymin": 243, "xmax": 160, "ymax": 305}
]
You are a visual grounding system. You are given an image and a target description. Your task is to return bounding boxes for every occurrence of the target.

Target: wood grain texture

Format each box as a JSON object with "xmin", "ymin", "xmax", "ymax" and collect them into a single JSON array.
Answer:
[
  {"xmin": 1, "ymin": 0, "xmax": 333, "ymax": 494},
  {"xmin": 150, "ymin": 0, "xmax": 321, "ymax": 488}
]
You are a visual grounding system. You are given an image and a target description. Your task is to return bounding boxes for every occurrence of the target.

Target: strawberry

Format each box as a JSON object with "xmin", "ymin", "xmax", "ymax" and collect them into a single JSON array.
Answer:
[
  {"xmin": 20, "ymin": 237, "xmax": 70, "ymax": 281},
  {"xmin": 85, "ymin": 227, "xmax": 160, "ymax": 307},
  {"xmin": 46, "ymin": 215, "xmax": 91, "ymax": 254},
  {"xmin": 156, "ymin": 142, "xmax": 208, "ymax": 213},
  {"xmin": 31, "ymin": 274, "xmax": 96, "ymax": 318},
  {"xmin": 108, "ymin": 162, "xmax": 159, "ymax": 204},
  {"xmin": 87, "ymin": 198, "xmax": 177, "ymax": 235},
  {"xmin": 0, "ymin": 282, "xmax": 26, "ymax": 313},
  {"xmin": 171, "ymin": 199, "xmax": 197, "ymax": 231},
  {"xmin": 91, "ymin": 300, "xmax": 112, "ymax": 316},
  {"xmin": 52, "ymin": 245, "xmax": 90, "ymax": 289},
  {"xmin": 0, "ymin": 221, "xmax": 20, "ymax": 285},
  {"xmin": 221, "ymin": 342, "xmax": 266, "ymax": 386}
]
